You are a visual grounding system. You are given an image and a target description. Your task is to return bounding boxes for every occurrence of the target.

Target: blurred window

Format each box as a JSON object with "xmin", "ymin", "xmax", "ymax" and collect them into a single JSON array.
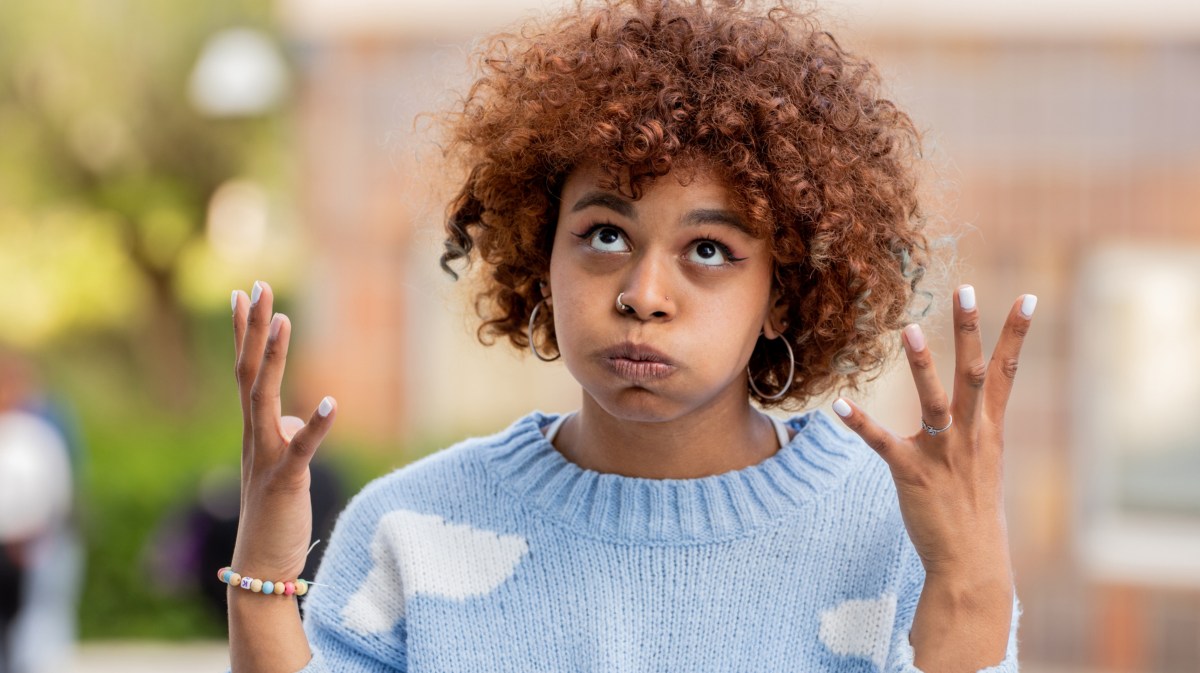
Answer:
[{"xmin": 1075, "ymin": 247, "xmax": 1200, "ymax": 584}]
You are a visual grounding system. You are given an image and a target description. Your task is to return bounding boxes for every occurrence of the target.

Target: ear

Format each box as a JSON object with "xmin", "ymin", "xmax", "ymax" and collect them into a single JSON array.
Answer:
[
  {"xmin": 761, "ymin": 289, "xmax": 789, "ymax": 339},
  {"xmin": 539, "ymin": 280, "xmax": 552, "ymax": 302}
]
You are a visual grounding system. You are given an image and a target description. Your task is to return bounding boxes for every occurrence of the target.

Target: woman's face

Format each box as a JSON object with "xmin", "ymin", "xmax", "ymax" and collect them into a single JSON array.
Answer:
[{"xmin": 548, "ymin": 162, "xmax": 782, "ymax": 423}]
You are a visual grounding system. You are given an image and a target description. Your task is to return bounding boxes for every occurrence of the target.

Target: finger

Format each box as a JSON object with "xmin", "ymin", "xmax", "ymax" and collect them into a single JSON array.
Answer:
[
  {"xmin": 280, "ymin": 415, "xmax": 305, "ymax": 441},
  {"xmin": 951, "ymin": 284, "xmax": 986, "ymax": 428},
  {"xmin": 236, "ymin": 280, "xmax": 274, "ymax": 419},
  {"xmin": 284, "ymin": 397, "xmax": 337, "ymax": 474},
  {"xmin": 983, "ymin": 294, "xmax": 1037, "ymax": 423},
  {"xmin": 251, "ymin": 312, "xmax": 291, "ymax": 452},
  {"xmin": 232, "ymin": 290, "xmax": 247, "ymax": 361},
  {"xmin": 901, "ymin": 323, "xmax": 952, "ymax": 435},
  {"xmin": 832, "ymin": 397, "xmax": 906, "ymax": 468}
]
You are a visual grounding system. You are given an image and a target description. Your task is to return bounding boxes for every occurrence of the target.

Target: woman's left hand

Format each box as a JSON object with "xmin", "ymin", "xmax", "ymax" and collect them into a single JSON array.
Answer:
[{"xmin": 834, "ymin": 286, "xmax": 1036, "ymax": 583}]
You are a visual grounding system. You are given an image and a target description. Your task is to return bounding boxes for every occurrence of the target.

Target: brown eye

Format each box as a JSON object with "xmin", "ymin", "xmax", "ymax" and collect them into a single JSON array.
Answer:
[
  {"xmin": 687, "ymin": 240, "xmax": 729, "ymax": 266},
  {"xmin": 588, "ymin": 226, "xmax": 629, "ymax": 252}
]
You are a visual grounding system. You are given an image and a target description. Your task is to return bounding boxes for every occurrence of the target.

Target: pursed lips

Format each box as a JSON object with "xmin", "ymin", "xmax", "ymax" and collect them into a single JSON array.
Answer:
[{"xmin": 599, "ymin": 342, "xmax": 677, "ymax": 380}]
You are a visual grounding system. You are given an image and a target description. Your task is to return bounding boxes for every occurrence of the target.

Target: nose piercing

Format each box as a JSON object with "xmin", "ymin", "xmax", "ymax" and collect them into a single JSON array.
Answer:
[{"xmin": 616, "ymin": 292, "xmax": 633, "ymax": 313}]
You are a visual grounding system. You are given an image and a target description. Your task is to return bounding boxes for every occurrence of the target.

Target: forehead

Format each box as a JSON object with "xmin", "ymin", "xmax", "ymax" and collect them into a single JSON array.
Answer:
[{"xmin": 560, "ymin": 161, "xmax": 737, "ymax": 212}]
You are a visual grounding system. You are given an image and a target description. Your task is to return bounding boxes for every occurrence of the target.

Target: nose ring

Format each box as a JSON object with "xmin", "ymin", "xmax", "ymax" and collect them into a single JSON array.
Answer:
[{"xmin": 616, "ymin": 292, "xmax": 633, "ymax": 314}]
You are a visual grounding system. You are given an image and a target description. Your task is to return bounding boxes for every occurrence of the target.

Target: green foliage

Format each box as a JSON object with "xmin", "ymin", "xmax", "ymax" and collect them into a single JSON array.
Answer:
[
  {"xmin": 0, "ymin": 0, "xmax": 290, "ymax": 346},
  {"xmin": 0, "ymin": 0, "xmax": 321, "ymax": 638},
  {"xmin": 42, "ymin": 312, "xmax": 412, "ymax": 640}
]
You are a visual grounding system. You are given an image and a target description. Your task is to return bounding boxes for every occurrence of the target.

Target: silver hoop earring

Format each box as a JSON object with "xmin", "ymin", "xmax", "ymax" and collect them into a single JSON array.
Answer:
[
  {"xmin": 528, "ymin": 298, "xmax": 560, "ymax": 362},
  {"xmin": 616, "ymin": 292, "xmax": 633, "ymax": 314},
  {"xmin": 747, "ymin": 336, "xmax": 795, "ymax": 401}
]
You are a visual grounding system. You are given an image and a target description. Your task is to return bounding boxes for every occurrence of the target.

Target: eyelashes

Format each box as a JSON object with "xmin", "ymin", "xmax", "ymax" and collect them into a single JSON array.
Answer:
[{"xmin": 572, "ymin": 222, "xmax": 746, "ymax": 267}]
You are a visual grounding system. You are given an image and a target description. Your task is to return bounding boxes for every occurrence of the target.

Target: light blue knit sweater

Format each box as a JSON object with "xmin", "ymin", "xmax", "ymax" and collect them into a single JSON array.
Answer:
[{"xmin": 292, "ymin": 410, "xmax": 1019, "ymax": 672}]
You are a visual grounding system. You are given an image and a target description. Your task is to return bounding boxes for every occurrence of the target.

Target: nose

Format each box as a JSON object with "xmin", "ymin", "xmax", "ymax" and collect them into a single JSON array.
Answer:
[{"xmin": 616, "ymin": 253, "xmax": 675, "ymax": 320}]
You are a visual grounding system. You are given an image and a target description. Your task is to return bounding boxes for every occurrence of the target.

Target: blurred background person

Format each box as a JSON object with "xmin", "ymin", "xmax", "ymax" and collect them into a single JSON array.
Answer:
[{"xmin": 0, "ymin": 349, "xmax": 84, "ymax": 673}]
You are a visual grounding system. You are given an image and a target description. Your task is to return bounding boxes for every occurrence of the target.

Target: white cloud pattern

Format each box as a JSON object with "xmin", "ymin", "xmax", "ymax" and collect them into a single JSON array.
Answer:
[
  {"xmin": 341, "ymin": 509, "xmax": 529, "ymax": 636},
  {"xmin": 818, "ymin": 592, "xmax": 898, "ymax": 671}
]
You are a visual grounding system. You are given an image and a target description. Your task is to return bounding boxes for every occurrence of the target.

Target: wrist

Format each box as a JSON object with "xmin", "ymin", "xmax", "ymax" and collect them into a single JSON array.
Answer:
[{"xmin": 920, "ymin": 568, "xmax": 1013, "ymax": 615}]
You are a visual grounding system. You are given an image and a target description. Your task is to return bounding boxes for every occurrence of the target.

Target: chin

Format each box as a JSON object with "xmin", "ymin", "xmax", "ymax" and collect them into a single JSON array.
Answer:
[{"xmin": 584, "ymin": 384, "xmax": 699, "ymax": 424}]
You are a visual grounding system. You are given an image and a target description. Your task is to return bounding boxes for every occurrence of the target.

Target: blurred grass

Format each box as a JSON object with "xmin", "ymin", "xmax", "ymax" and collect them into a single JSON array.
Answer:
[{"xmin": 40, "ymin": 309, "xmax": 431, "ymax": 640}]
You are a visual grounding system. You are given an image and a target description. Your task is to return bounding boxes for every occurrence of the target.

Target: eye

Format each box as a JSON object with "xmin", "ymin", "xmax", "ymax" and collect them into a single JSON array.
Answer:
[
  {"xmin": 687, "ymin": 240, "xmax": 734, "ymax": 266},
  {"xmin": 584, "ymin": 225, "xmax": 630, "ymax": 253}
]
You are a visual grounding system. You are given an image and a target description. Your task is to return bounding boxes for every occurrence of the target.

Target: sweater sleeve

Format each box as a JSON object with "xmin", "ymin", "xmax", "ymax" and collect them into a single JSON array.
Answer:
[
  {"xmin": 291, "ymin": 486, "xmax": 410, "ymax": 673},
  {"xmin": 886, "ymin": 532, "xmax": 1021, "ymax": 673}
]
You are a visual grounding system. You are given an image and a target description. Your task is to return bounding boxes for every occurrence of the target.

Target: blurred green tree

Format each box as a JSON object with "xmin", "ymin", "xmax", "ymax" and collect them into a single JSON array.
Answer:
[{"xmin": 0, "ymin": 0, "xmax": 287, "ymax": 410}]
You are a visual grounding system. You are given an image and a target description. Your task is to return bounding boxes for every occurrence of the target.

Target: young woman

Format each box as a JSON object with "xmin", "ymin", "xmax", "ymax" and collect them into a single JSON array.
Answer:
[{"xmin": 225, "ymin": 1, "xmax": 1034, "ymax": 671}]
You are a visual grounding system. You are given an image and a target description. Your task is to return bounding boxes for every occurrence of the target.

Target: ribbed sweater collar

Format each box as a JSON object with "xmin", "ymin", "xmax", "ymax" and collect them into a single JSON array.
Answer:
[{"xmin": 482, "ymin": 410, "xmax": 864, "ymax": 545}]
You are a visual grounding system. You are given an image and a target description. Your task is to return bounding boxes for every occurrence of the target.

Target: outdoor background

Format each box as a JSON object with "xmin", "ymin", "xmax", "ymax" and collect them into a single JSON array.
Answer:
[{"xmin": 1, "ymin": 0, "xmax": 1198, "ymax": 671}]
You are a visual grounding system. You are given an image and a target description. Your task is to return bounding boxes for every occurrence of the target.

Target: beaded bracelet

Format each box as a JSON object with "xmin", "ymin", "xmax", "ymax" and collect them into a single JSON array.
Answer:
[{"xmin": 218, "ymin": 566, "xmax": 310, "ymax": 597}]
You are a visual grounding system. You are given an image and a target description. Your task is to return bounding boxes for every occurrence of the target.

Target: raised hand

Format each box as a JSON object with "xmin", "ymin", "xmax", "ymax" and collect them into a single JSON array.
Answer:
[
  {"xmin": 833, "ymin": 285, "xmax": 1036, "ymax": 671},
  {"xmin": 230, "ymin": 280, "xmax": 336, "ymax": 583}
]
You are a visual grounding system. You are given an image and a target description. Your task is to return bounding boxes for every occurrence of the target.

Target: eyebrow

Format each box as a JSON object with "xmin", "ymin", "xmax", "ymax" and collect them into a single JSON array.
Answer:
[
  {"xmin": 684, "ymin": 209, "xmax": 751, "ymax": 236},
  {"xmin": 570, "ymin": 192, "xmax": 634, "ymax": 219},
  {"xmin": 569, "ymin": 191, "xmax": 752, "ymax": 236}
]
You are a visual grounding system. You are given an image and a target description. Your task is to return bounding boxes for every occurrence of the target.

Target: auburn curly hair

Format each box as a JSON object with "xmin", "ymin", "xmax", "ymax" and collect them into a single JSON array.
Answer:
[{"xmin": 439, "ymin": 0, "xmax": 928, "ymax": 408}]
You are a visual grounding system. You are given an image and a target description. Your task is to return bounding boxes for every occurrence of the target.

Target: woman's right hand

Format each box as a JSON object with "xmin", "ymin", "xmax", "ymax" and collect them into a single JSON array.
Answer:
[{"xmin": 230, "ymin": 280, "xmax": 336, "ymax": 583}]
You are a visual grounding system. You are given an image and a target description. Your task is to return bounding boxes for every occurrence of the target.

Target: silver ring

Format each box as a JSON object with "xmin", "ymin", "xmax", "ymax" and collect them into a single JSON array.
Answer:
[
  {"xmin": 921, "ymin": 415, "xmax": 953, "ymax": 436},
  {"xmin": 616, "ymin": 292, "xmax": 632, "ymax": 313}
]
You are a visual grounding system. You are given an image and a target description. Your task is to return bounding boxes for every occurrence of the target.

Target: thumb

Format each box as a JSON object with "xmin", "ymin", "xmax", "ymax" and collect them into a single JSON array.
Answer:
[{"xmin": 280, "ymin": 415, "xmax": 305, "ymax": 441}]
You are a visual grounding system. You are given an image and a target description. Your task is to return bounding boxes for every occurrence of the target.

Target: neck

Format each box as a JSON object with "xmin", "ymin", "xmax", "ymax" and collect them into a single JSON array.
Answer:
[{"xmin": 554, "ymin": 392, "xmax": 782, "ymax": 479}]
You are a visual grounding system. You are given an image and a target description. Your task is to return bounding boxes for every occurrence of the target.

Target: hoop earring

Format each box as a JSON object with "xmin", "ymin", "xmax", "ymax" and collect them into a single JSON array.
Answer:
[
  {"xmin": 747, "ymin": 336, "xmax": 795, "ymax": 401},
  {"xmin": 528, "ymin": 298, "xmax": 560, "ymax": 362}
]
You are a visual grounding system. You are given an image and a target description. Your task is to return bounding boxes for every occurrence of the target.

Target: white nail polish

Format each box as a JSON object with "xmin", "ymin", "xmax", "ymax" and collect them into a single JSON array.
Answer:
[
  {"xmin": 231, "ymin": 290, "xmax": 238, "ymax": 313},
  {"xmin": 958, "ymin": 285, "xmax": 976, "ymax": 311},
  {"xmin": 903, "ymin": 323, "xmax": 926, "ymax": 352},
  {"xmin": 318, "ymin": 396, "xmax": 334, "ymax": 418},
  {"xmin": 832, "ymin": 398, "xmax": 852, "ymax": 418},
  {"xmin": 269, "ymin": 313, "xmax": 283, "ymax": 339},
  {"xmin": 250, "ymin": 281, "xmax": 263, "ymax": 306},
  {"xmin": 1020, "ymin": 294, "xmax": 1038, "ymax": 318}
]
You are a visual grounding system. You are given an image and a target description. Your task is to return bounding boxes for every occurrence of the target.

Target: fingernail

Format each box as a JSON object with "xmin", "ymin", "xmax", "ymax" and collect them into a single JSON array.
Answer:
[
  {"xmin": 1020, "ymin": 294, "xmax": 1037, "ymax": 318},
  {"xmin": 250, "ymin": 281, "xmax": 263, "ymax": 306},
  {"xmin": 318, "ymin": 396, "xmax": 335, "ymax": 418},
  {"xmin": 231, "ymin": 290, "xmax": 239, "ymax": 313},
  {"xmin": 269, "ymin": 313, "xmax": 283, "ymax": 339},
  {"xmin": 832, "ymin": 398, "xmax": 852, "ymax": 418},
  {"xmin": 903, "ymin": 323, "xmax": 926, "ymax": 352},
  {"xmin": 958, "ymin": 285, "xmax": 976, "ymax": 311}
]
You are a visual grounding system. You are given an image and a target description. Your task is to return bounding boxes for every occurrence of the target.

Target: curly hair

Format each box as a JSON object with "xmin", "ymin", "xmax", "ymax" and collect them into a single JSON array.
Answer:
[{"xmin": 439, "ymin": 0, "xmax": 928, "ymax": 407}]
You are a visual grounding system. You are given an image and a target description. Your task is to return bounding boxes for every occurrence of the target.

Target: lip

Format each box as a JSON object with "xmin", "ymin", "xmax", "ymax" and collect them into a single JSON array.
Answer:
[{"xmin": 598, "ymin": 342, "xmax": 677, "ymax": 380}]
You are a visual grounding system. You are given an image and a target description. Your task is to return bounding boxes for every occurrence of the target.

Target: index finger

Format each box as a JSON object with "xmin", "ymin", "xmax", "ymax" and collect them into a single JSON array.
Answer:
[
  {"xmin": 232, "ymin": 290, "xmax": 247, "ymax": 360},
  {"xmin": 983, "ymin": 294, "xmax": 1037, "ymax": 423}
]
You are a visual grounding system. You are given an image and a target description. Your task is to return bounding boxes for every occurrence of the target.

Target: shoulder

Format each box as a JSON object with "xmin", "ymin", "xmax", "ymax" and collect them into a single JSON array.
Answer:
[
  {"xmin": 330, "ymin": 411, "xmax": 549, "ymax": 531},
  {"xmin": 787, "ymin": 408, "xmax": 893, "ymax": 485},
  {"xmin": 784, "ymin": 409, "xmax": 902, "ymax": 522}
]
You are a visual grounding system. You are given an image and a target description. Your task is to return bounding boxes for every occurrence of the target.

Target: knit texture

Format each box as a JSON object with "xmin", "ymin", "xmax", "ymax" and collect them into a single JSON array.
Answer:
[{"xmin": 289, "ymin": 410, "xmax": 1020, "ymax": 672}]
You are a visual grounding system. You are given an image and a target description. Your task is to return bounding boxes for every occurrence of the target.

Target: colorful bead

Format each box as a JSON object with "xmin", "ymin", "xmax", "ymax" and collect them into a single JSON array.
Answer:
[{"xmin": 220, "ymin": 566, "xmax": 309, "ymax": 597}]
